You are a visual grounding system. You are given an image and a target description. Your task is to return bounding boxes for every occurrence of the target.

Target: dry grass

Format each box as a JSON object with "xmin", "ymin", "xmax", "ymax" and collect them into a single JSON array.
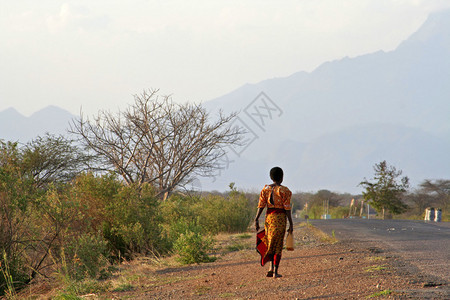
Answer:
[{"xmin": 300, "ymin": 222, "xmax": 338, "ymax": 244}]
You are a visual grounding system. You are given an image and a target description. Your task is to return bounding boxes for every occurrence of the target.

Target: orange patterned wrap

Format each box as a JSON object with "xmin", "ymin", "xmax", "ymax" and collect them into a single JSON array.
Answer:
[{"xmin": 258, "ymin": 185, "xmax": 292, "ymax": 210}]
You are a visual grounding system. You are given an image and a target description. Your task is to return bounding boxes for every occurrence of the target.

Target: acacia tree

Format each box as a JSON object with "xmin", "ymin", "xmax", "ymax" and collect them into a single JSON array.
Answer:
[
  {"xmin": 418, "ymin": 179, "xmax": 450, "ymax": 211},
  {"xmin": 359, "ymin": 160, "xmax": 409, "ymax": 219},
  {"xmin": 406, "ymin": 192, "xmax": 434, "ymax": 216},
  {"xmin": 22, "ymin": 134, "xmax": 92, "ymax": 189},
  {"xmin": 406, "ymin": 179, "xmax": 450, "ymax": 220},
  {"xmin": 70, "ymin": 89, "xmax": 243, "ymax": 199}
]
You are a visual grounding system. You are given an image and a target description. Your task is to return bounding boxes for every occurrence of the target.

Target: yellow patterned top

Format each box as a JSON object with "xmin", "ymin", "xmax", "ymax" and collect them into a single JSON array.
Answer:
[{"xmin": 258, "ymin": 185, "xmax": 292, "ymax": 210}]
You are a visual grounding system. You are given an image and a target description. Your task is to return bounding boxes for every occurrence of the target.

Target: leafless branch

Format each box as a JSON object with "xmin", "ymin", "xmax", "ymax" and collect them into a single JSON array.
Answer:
[{"xmin": 70, "ymin": 89, "xmax": 243, "ymax": 199}]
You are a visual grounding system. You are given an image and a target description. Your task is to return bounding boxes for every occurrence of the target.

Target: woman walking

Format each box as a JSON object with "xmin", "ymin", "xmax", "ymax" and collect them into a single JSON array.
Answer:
[{"xmin": 255, "ymin": 167, "xmax": 293, "ymax": 278}]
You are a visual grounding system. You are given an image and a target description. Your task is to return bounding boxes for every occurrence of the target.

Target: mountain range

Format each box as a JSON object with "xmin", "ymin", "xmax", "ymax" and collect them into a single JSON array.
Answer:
[
  {"xmin": 1, "ymin": 10, "xmax": 449, "ymax": 193},
  {"xmin": 202, "ymin": 9, "xmax": 450, "ymax": 193},
  {"xmin": 0, "ymin": 106, "xmax": 75, "ymax": 143}
]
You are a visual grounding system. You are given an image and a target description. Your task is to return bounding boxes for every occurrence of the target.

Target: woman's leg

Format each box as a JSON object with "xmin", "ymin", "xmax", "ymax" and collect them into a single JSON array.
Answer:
[
  {"xmin": 266, "ymin": 258, "xmax": 274, "ymax": 277},
  {"xmin": 273, "ymin": 254, "xmax": 282, "ymax": 277},
  {"xmin": 273, "ymin": 265, "xmax": 281, "ymax": 278}
]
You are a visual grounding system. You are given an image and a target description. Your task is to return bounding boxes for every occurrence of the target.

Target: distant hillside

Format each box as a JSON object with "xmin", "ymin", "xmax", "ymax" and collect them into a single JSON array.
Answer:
[
  {"xmin": 0, "ymin": 106, "xmax": 75, "ymax": 142},
  {"xmin": 202, "ymin": 9, "xmax": 450, "ymax": 193}
]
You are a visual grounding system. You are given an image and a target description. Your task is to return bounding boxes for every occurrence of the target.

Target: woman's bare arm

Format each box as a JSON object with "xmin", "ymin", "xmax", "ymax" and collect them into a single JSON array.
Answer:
[
  {"xmin": 254, "ymin": 207, "xmax": 264, "ymax": 231},
  {"xmin": 286, "ymin": 210, "xmax": 294, "ymax": 233}
]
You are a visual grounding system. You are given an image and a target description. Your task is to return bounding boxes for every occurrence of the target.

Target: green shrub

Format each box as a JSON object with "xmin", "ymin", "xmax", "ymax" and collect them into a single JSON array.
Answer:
[
  {"xmin": 173, "ymin": 227, "xmax": 215, "ymax": 264},
  {"xmin": 71, "ymin": 174, "xmax": 168, "ymax": 259},
  {"xmin": 103, "ymin": 184, "xmax": 169, "ymax": 259},
  {"xmin": 161, "ymin": 192, "xmax": 253, "ymax": 235},
  {"xmin": 330, "ymin": 206, "xmax": 350, "ymax": 219},
  {"xmin": 71, "ymin": 172, "xmax": 121, "ymax": 232},
  {"xmin": 219, "ymin": 192, "xmax": 253, "ymax": 232},
  {"xmin": 168, "ymin": 218, "xmax": 203, "ymax": 241},
  {"xmin": 305, "ymin": 204, "xmax": 351, "ymax": 219},
  {"xmin": 166, "ymin": 217, "xmax": 216, "ymax": 264},
  {"xmin": 0, "ymin": 141, "xmax": 38, "ymax": 295},
  {"xmin": 159, "ymin": 194, "xmax": 198, "ymax": 226},
  {"xmin": 64, "ymin": 233, "xmax": 110, "ymax": 281},
  {"xmin": 307, "ymin": 204, "xmax": 324, "ymax": 219},
  {"xmin": 197, "ymin": 193, "xmax": 253, "ymax": 234}
]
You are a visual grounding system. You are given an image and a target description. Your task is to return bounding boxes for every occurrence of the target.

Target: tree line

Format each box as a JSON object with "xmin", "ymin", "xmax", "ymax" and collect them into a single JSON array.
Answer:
[{"xmin": 290, "ymin": 161, "xmax": 449, "ymax": 221}]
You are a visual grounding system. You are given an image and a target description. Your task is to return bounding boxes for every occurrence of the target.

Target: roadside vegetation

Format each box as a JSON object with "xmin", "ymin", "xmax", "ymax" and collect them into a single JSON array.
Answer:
[
  {"xmin": 0, "ymin": 90, "xmax": 448, "ymax": 297},
  {"xmin": 0, "ymin": 147, "xmax": 254, "ymax": 296},
  {"xmin": 0, "ymin": 91, "xmax": 250, "ymax": 297}
]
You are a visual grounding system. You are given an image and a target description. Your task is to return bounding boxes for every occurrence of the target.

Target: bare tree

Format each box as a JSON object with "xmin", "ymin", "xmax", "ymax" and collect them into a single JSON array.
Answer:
[{"xmin": 70, "ymin": 89, "xmax": 243, "ymax": 199}]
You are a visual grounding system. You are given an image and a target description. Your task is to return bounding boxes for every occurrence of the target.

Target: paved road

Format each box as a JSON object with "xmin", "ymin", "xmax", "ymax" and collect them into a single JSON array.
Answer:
[{"xmin": 309, "ymin": 219, "xmax": 450, "ymax": 283}]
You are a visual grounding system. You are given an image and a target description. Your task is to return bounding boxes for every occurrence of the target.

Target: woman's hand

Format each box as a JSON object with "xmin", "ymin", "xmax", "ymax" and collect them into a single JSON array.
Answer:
[
  {"xmin": 254, "ymin": 208, "xmax": 264, "ymax": 232},
  {"xmin": 287, "ymin": 225, "xmax": 293, "ymax": 233}
]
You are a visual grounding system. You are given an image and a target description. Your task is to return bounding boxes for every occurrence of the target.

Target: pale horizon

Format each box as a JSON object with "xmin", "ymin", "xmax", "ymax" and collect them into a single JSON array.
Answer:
[{"xmin": 2, "ymin": 1, "xmax": 450, "ymax": 117}]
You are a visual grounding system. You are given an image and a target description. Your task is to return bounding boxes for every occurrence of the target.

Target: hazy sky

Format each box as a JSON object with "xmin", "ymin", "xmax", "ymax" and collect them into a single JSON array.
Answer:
[{"xmin": 1, "ymin": 0, "xmax": 450, "ymax": 116}]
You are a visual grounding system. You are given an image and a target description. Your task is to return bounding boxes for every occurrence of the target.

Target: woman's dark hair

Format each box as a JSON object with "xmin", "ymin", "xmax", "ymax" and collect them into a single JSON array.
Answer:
[{"xmin": 270, "ymin": 167, "xmax": 283, "ymax": 183}]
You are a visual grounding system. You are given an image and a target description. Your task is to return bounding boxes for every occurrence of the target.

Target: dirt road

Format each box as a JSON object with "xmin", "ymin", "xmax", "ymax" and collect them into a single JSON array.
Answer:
[
  {"xmin": 98, "ymin": 222, "xmax": 449, "ymax": 299},
  {"xmin": 21, "ymin": 221, "xmax": 449, "ymax": 299}
]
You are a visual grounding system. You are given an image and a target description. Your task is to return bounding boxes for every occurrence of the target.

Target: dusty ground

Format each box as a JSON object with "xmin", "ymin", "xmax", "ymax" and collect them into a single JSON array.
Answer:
[{"xmin": 17, "ymin": 222, "xmax": 449, "ymax": 299}]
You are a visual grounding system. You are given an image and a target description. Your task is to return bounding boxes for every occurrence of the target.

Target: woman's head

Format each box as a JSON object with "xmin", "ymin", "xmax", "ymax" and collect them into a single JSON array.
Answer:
[{"xmin": 270, "ymin": 167, "xmax": 284, "ymax": 184}]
